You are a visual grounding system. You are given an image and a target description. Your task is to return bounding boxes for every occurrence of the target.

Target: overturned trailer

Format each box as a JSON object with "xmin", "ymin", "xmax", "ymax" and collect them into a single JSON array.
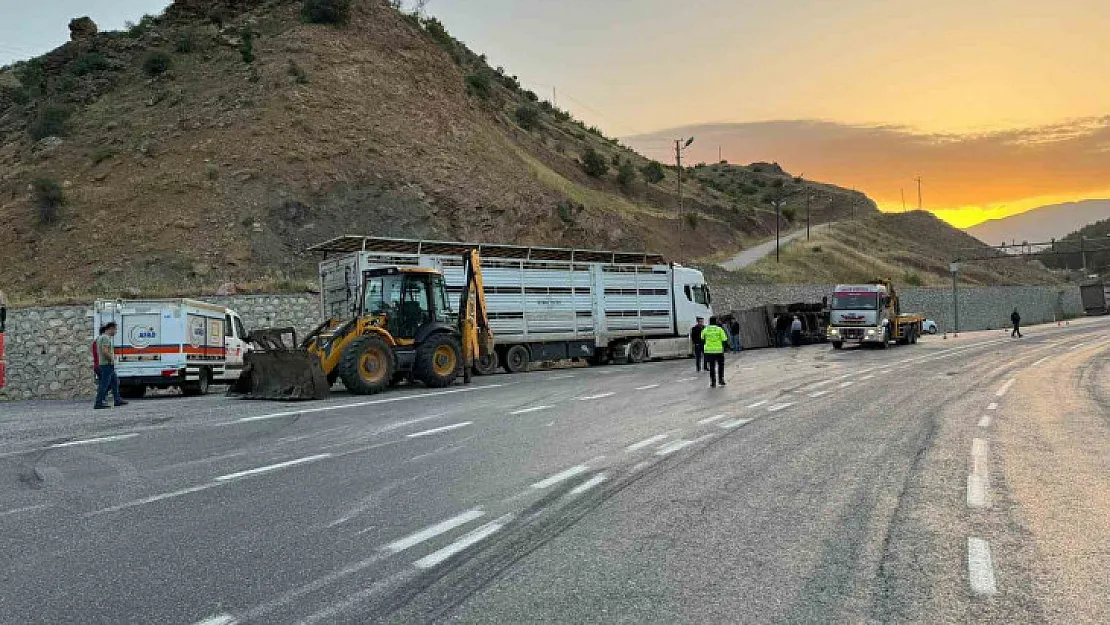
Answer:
[{"xmin": 724, "ymin": 300, "xmax": 830, "ymax": 350}]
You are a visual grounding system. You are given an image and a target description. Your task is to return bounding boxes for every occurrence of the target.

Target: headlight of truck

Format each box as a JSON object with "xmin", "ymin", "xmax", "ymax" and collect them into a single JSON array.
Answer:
[
  {"xmin": 828, "ymin": 327, "xmax": 839, "ymax": 336},
  {"xmin": 865, "ymin": 328, "xmax": 877, "ymax": 336}
]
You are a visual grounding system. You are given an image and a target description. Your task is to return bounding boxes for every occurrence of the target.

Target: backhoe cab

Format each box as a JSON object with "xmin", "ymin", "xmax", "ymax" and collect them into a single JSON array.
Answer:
[{"xmin": 231, "ymin": 250, "xmax": 491, "ymax": 400}]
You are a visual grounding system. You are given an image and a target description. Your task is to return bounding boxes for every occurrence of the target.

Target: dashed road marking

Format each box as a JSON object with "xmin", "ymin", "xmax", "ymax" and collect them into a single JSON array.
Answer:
[
  {"xmin": 214, "ymin": 454, "xmax": 332, "ymax": 482},
  {"xmin": 859, "ymin": 374, "xmax": 875, "ymax": 381},
  {"xmin": 967, "ymin": 474, "xmax": 991, "ymax": 508},
  {"xmin": 626, "ymin": 434, "xmax": 670, "ymax": 452},
  {"xmin": 382, "ymin": 509, "xmax": 485, "ymax": 554},
  {"xmin": 767, "ymin": 402, "xmax": 795, "ymax": 412},
  {"xmin": 1031, "ymin": 356, "xmax": 1050, "ymax": 367},
  {"xmin": 808, "ymin": 390, "xmax": 830, "ymax": 398},
  {"xmin": 413, "ymin": 515, "xmax": 511, "ymax": 569},
  {"xmin": 634, "ymin": 384, "xmax": 661, "ymax": 390},
  {"xmin": 531, "ymin": 465, "xmax": 590, "ymax": 489},
  {"xmin": 234, "ymin": 384, "xmax": 506, "ymax": 423},
  {"xmin": 88, "ymin": 483, "xmax": 226, "ymax": 515},
  {"xmin": 569, "ymin": 473, "xmax": 608, "ymax": 495},
  {"xmin": 510, "ymin": 405, "xmax": 551, "ymax": 415},
  {"xmin": 405, "ymin": 422, "xmax": 472, "ymax": 438},
  {"xmin": 676, "ymin": 377, "xmax": 698, "ymax": 383},
  {"xmin": 697, "ymin": 414, "xmax": 729, "ymax": 425},
  {"xmin": 575, "ymin": 392, "xmax": 615, "ymax": 401},
  {"xmin": 717, "ymin": 418, "xmax": 752, "ymax": 429},
  {"xmin": 987, "ymin": 402, "xmax": 998, "ymax": 410},
  {"xmin": 1069, "ymin": 342, "xmax": 1087, "ymax": 350},
  {"xmin": 655, "ymin": 439, "xmax": 695, "ymax": 456},
  {"xmin": 977, "ymin": 415, "xmax": 992, "ymax": 428},
  {"xmin": 746, "ymin": 399, "xmax": 769, "ymax": 409},
  {"xmin": 0, "ymin": 504, "xmax": 50, "ymax": 519},
  {"xmin": 967, "ymin": 537, "xmax": 999, "ymax": 596},
  {"xmin": 48, "ymin": 433, "xmax": 139, "ymax": 448},
  {"xmin": 995, "ymin": 379, "xmax": 1016, "ymax": 397},
  {"xmin": 838, "ymin": 381, "xmax": 855, "ymax": 388},
  {"xmin": 192, "ymin": 615, "xmax": 237, "ymax": 625}
]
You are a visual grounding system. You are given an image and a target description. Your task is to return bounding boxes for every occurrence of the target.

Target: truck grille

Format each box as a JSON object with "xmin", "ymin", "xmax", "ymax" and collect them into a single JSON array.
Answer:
[{"xmin": 840, "ymin": 328, "xmax": 864, "ymax": 340}]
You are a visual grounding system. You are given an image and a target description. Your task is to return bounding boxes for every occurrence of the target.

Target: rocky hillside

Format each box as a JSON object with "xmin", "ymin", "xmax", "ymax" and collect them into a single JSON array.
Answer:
[{"xmin": 0, "ymin": 0, "xmax": 879, "ymax": 302}]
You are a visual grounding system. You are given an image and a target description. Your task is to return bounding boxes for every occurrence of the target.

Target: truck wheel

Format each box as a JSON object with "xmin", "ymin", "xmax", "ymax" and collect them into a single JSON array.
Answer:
[
  {"xmin": 181, "ymin": 370, "xmax": 210, "ymax": 396},
  {"xmin": 880, "ymin": 329, "xmax": 890, "ymax": 349},
  {"xmin": 832, "ymin": 342, "xmax": 843, "ymax": 350},
  {"xmin": 415, "ymin": 333, "xmax": 462, "ymax": 388},
  {"xmin": 502, "ymin": 345, "xmax": 530, "ymax": 374},
  {"xmin": 339, "ymin": 334, "xmax": 395, "ymax": 395},
  {"xmin": 929, "ymin": 326, "xmax": 938, "ymax": 335},
  {"xmin": 588, "ymin": 348, "xmax": 610, "ymax": 366},
  {"xmin": 627, "ymin": 338, "xmax": 648, "ymax": 364},
  {"xmin": 120, "ymin": 385, "xmax": 147, "ymax": 399},
  {"xmin": 473, "ymin": 350, "xmax": 499, "ymax": 376}
]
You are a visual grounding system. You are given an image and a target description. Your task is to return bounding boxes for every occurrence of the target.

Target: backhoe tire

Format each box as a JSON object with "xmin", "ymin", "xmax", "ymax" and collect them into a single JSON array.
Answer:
[
  {"xmin": 473, "ymin": 350, "xmax": 499, "ymax": 376},
  {"xmin": 502, "ymin": 345, "xmax": 530, "ymax": 374},
  {"xmin": 415, "ymin": 333, "xmax": 462, "ymax": 388},
  {"xmin": 832, "ymin": 342, "xmax": 843, "ymax": 350},
  {"xmin": 339, "ymin": 334, "xmax": 395, "ymax": 395}
]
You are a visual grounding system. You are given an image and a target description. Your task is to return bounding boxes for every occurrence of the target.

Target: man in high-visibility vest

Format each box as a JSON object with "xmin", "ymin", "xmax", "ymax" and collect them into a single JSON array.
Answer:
[{"xmin": 702, "ymin": 316, "xmax": 729, "ymax": 388}]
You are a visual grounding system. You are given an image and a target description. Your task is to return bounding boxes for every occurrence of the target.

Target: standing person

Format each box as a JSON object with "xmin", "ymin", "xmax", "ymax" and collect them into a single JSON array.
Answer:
[
  {"xmin": 729, "ymin": 317, "xmax": 741, "ymax": 352},
  {"xmin": 93, "ymin": 322, "xmax": 127, "ymax": 409},
  {"xmin": 702, "ymin": 316, "xmax": 728, "ymax": 388},
  {"xmin": 1011, "ymin": 308, "xmax": 1023, "ymax": 338},
  {"xmin": 690, "ymin": 316, "xmax": 706, "ymax": 372},
  {"xmin": 790, "ymin": 315, "xmax": 804, "ymax": 347}
]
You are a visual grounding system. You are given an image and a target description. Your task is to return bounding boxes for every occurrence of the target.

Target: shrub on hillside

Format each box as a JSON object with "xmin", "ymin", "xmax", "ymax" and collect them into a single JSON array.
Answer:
[
  {"xmin": 301, "ymin": 0, "xmax": 351, "ymax": 25},
  {"xmin": 32, "ymin": 178, "xmax": 64, "ymax": 225},
  {"xmin": 287, "ymin": 59, "xmax": 309, "ymax": 84},
  {"xmin": 70, "ymin": 52, "xmax": 110, "ymax": 76},
  {"xmin": 465, "ymin": 73, "xmax": 491, "ymax": 99},
  {"xmin": 684, "ymin": 212, "xmax": 699, "ymax": 229},
  {"xmin": 175, "ymin": 27, "xmax": 201, "ymax": 53},
  {"xmin": 782, "ymin": 206, "xmax": 797, "ymax": 222},
  {"xmin": 640, "ymin": 161, "xmax": 665, "ymax": 184},
  {"xmin": 28, "ymin": 105, "xmax": 72, "ymax": 140},
  {"xmin": 523, "ymin": 89, "xmax": 538, "ymax": 102},
  {"xmin": 142, "ymin": 51, "xmax": 172, "ymax": 76},
  {"xmin": 771, "ymin": 178, "xmax": 784, "ymax": 188},
  {"xmin": 126, "ymin": 15, "xmax": 158, "ymax": 39},
  {"xmin": 515, "ymin": 104, "xmax": 540, "ymax": 131},
  {"xmin": 617, "ymin": 161, "xmax": 636, "ymax": 191},
  {"xmin": 240, "ymin": 25, "xmax": 255, "ymax": 64},
  {"xmin": 580, "ymin": 147, "xmax": 609, "ymax": 178},
  {"xmin": 903, "ymin": 272, "xmax": 924, "ymax": 286},
  {"xmin": 2, "ymin": 85, "xmax": 31, "ymax": 106}
]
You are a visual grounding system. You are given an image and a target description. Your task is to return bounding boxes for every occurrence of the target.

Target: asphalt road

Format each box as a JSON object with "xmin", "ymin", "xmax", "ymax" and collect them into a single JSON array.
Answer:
[{"xmin": 1, "ymin": 318, "xmax": 1107, "ymax": 624}]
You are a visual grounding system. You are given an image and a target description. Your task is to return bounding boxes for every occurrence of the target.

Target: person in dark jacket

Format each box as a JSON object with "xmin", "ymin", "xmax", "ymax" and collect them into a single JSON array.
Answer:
[
  {"xmin": 1011, "ymin": 308, "xmax": 1023, "ymax": 338},
  {"xmin": 729, "ymin": 318, "xmax": 741, "ymax": 352},
  {"xmin": 691, "ymin": 317, "xmax": 705, "ymax": 371}
]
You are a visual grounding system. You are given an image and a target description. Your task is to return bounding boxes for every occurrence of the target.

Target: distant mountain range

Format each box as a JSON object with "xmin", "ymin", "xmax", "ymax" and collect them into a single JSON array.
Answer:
[{"xmin": 967, "ymin": 199, "xmax": 1110, "ymax": 245}]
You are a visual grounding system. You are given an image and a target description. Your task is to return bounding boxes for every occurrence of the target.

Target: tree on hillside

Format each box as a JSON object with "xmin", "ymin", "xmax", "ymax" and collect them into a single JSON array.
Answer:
[
  {"xmin": 580, "ymin": 147, "xmax": 609, "ymax": 178},
  {"xmin": 640, "ymin": 161, "xmax": 665, "ymax": 184}
]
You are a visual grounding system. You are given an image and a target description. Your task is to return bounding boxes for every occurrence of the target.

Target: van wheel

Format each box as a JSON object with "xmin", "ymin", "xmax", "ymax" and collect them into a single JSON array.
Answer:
[
  {"xmin": 339, "ymin": 334, "xmax": 395, "ymax": 395},
  {"xmin": 415, "ymin": 333, "xmax": 462, "ymax": 388},
  {"xmin": 502, "ymin": 345, "xmax": 530, "ymax": 374},
  {"xmin": 627, "ymin": 339, "xmax": 648, "ymax": 364},
  {"xmin": 181, "ymin": 370, "xmax": 210, "ymax": 396},
  {"xmin": 473, "ymin": 350, "xmax": 499, "ymax": 376}
]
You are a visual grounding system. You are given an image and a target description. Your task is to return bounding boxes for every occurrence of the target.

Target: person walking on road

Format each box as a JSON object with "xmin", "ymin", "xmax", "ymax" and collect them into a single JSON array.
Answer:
[
  {"xmin": 1011, "ymin": 308, "xmax": 1023, "ymax": 338},
  {"xmin": 691, "ymin": 317, "xmax": 706, "ymax": 372},
  {"xmin": 702, "ymin": 316, "xmax": 728, "ymax": 388},
  {"xmin": 729, "ymin": 317, "xmax": 741, "ymax": 352},
  {"xmin": 93, "ymin": 322, "xmax": 127, "ymax": 410},
  {"xmin": 790, "ymin": 315, "xmax": 804, "ymax": 347}
]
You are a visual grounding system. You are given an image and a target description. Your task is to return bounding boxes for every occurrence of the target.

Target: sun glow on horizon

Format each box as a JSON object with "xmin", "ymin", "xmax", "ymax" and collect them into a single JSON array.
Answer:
[{"xmin": 877, "ymin": 190, "xmax": 1110, "ymax": 230}]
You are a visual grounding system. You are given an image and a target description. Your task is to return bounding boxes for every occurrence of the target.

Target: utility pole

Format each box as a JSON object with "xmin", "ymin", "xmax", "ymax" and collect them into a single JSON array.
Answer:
[
  {"xmin": 901, "ymin": 188, "xmax": 906, "ymax": 212},
  {"xmin": 1081, "ymin": 235, "xmax": 1088, "ymax": 272},
  {"xmin": 718, "ymin": 145, "xmax": 722, "ymax": 163},
  {"xmin": 950, "ymin": 262, "xmax": 960, "ymax": 337},
  {"xmin": 775, "ymin": 197, "xmax": 782, "ymax": 262},
  {"xmin": 552, "ymin": 86, "xmax": 557, "ymax": 107},
  {"xmin": 806, "ymin": 193, "xmax": 812, "ymax": 240},
  {"xmin": 675, "ymin": 137, "xmax": 695, "ymax": 252},
  {"xmin": 916, "ymin": 176, "xmax": 923, "ymax": 210}
]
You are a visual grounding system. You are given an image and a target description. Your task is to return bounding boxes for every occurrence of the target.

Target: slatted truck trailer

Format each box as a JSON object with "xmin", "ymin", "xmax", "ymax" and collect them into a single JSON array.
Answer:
[
  {"xmin": 310, "ymin": 237, "xmax": 714, "ymax": 374},
  {"xmin": 93, "ymin": 299, "xmax": 250, "ymax": 397}
]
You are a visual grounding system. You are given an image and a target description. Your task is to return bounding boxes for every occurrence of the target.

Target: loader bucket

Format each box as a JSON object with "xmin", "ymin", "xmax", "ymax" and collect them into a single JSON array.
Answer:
[{"xmin": 228, "ymin": 328, "xmax": 331, "ymax": 400}]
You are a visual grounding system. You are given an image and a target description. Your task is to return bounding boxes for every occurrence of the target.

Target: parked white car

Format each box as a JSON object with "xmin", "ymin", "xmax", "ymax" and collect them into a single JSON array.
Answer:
[{"xmin": 922, "ymin": 319, "xmax": 939, "ymax": 334}]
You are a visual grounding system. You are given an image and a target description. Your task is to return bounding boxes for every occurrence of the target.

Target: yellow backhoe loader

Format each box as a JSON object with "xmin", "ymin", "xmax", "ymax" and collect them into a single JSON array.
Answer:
[{"xmin": 230, "ymin": 250, "xmax": 492, "ymax": 400}]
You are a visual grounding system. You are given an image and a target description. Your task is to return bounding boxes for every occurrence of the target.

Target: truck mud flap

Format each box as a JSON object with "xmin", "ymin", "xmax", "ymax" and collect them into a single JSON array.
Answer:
[{"xmin": 228, "ymin": 349, "xmax": 330, "ymax": 401}]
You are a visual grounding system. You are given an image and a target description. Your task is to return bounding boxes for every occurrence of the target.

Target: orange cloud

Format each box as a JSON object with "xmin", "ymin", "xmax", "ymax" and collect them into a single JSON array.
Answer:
[{"xmin": 625, "ymin": 118, "xmax": 1110, "ymax": 228}]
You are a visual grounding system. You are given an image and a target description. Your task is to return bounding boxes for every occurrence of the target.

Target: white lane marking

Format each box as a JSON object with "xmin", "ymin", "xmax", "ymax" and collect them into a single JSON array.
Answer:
[
  {"xmin": 718, "ymin": 418, "xmax": 753, "ymax": 429},
  {"xmin": 967, "ymin": 538, "xmax": 999, "ymax": 595},
  {"xmin": 987, "ymin": 402, "xmax": 998, "ymax": 410},
  {"xmin": 569, "ymin": 473, "xmax": 608, "ymax": 495},
  {"xmin": 1031, "ymin": 356, "xmax": 1050, "ymax": 367},
  {"xmin": 838, "ymin": 381, "xmax": 855, "ymax": 389},
  {"xmin": 193, "ymin": 615, "xmax": 237, "ymax": 625},
  {"xmin": 0, "ymin": 504, "xmax": 50, "ymax": 519},
  {"xmin": 48, "ymin": 433, "xmax": 139, "ymax": 448},
  {"xmin": 977, "ymin": 415, "xmax": 992, "ymax": 428},
  {"xmin": 808, "ymin": 380, "xmax": 835, "ymax": 389},
  {"xmin": 88, "ymin": 483, "xmax": 226, "ymax": 515},
  {"xmin": 698, "ymin": 414, "xmax": 729, "ymax": 425},
  {"xmin": 859, "ymin": 374, "xmax": 875, "ymax": 381},
  {"xmin": 809, "ymin": 390, "xmax": 830, "ymax": 398},
  {"xmin": 746, "ymin": 399, "xmax": 769, "ymax": 409},
  {"xmin": 971, "ymin": 438, "xmax": 990, "ymax": 476},
  {"xmin": 655, "ymin": 439, "xmax": 695, "ymax": 456},
  {"xmin": 214, "ymin": 454, "xmax": 332, "ymax": 482},
  {"xmin": 575, "ymin": 392, "xmax": 615, "ymax": 401},
  {"xmin": 405, "ymin": 422, "xmax": 472, "ymax": 438},
  {"xmin": 413, "ymin": 516, "xmax": 511, "ymax": 569},
  {"xmin": 510, "ymin": 405, "xmax": 551, "ymax": 415},
  {"xmin": 531, "ymin": 465, "xmax": 590, "ymax": 489},
  {"xmin": 676, "ymin": 377, "xmax": 698, "ymax": 383},
  {"xmin": 381, "ymin": 509, "xmax": 485, "ymax": 554},
  {"xmin": 235, "ymin": 384, "xmax": 506, "ymax": 423},
  {"xmin": 995, "ymin": 378, "xmax": 1016, "ymax": 397},
  {"xmin": 1070, "ymin": 342, "xmax": 1087, "ymax": 350},
  {"xmin": 634, "ymin": 384, "xmax": 660, "ymax": 390},
  {"xmin": 545, "ymin": 374, "xmax": 575, "ymax": 380},
  {"xmin": 767, "ymin": 402, "xmax": 796, "ymax": 412},
  {"xmin": 967, "ymin": 474, "xmax": 991, "ymax": 508},
  {"xmin": 626, "ymin": 434, "xmax": 670, "ymax": 452}
]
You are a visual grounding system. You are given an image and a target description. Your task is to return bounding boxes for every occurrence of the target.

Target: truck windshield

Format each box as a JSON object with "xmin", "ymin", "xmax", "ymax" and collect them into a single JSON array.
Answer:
[
  {"xmin": 832, "ymin": 293, "xmax": 878, "ymax": 310},
  {"xmin": 363, "ymin": 275, "xmax": 405, "ymax": 315}
]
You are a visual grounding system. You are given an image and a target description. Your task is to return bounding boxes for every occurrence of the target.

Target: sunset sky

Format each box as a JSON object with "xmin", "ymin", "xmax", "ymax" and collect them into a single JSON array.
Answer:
[{"xmin": 4, "ymin": 0, "xmax": 1109, "ymax": 228}]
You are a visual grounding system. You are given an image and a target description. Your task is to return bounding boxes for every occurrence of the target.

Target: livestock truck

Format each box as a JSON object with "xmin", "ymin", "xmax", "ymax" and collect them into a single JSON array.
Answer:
[
  {"xmin": 827, "ymin": 279, "xmax": 924, "ymax": 349},
  {"xmin": 309, "ymin": 236, "xmax": 714, "ymax": 373},
  {"xmin": 93, "ymin": 299, "xmax": 250, "ymax": 397},
  {"xmin": 1080, "ymin": 283, "xmax": 1110, "ymax": 315}
]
